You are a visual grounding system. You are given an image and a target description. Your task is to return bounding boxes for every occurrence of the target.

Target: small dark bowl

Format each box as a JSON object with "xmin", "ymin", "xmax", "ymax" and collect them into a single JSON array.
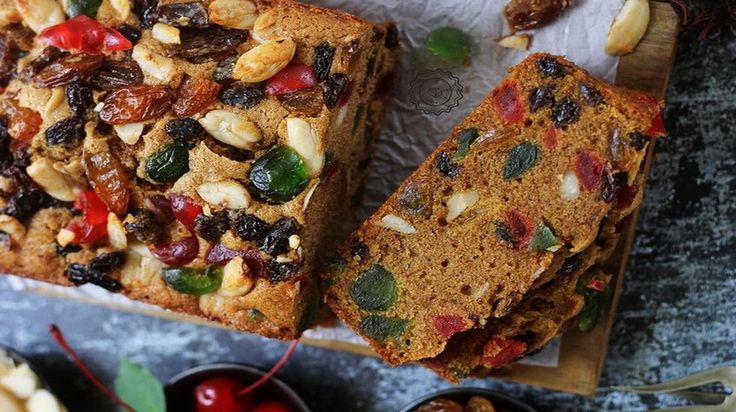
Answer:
[
  {"xmin": 400, "ymin": 387, "xmax": 537, "ymax": 412},
  {"xmin": 165, "ymin": 363, "xmax": 310, "ymax": 412}
]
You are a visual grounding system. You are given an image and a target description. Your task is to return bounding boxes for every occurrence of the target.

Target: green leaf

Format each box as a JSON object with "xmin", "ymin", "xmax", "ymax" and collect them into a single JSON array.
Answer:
[
  {"xmin": 452, "ymin": 128, "xmax": 479, "ymax": 160},
  {"xmin": 530, "ymin": 223, "xmax": 558, "ymax": 251},
  {"xmin": 115, "ymin": 357, "xmax": 165, "ymax": 412},
  {"xmin": 502, "ymin": 142, "xmax": 540, "ymax": 180}
]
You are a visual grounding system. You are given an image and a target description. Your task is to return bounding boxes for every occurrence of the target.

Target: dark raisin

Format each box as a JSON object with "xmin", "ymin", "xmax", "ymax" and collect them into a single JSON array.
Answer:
[
  {"xmin": 528, "ymin": 84, "xmax": 555, "ymax": 112},
  {"xmin": 0, "ymin": 118, "xmax": 10, "ymax": 160},
  {"xmin": 265, "ymin": 259, "xmax": 300, "ymax": 282},
  {"xmin": 558, "ymin": 253, "xmax": 582, "ymax": 276},
  {"xmin": 628, "ymin": 131, "xmax": 648, "ymax": 150},
  {"xmin": 600, "ymin": 170, "xmax": 628, "ymax": 202},
  {"xmin": 232, "ymin": 213, "xmax": 269, "ymax": 242},
  {"xmin": 435, "ymin": 151, "xmax": 459, "ymax": 178},
  {"xmin": 156, "ymin": 2, "xmax": 209, "ymax": 28},
  {"xmin": 66, "ymin": 263, "xmax": 89, "ymax": 285},
  {"xmin": 18, "ymin": 46, "xmax": 64, "ymax": 81},
  {"xmin": 530, "ymin": 298, "xmax": 554, "ymax": 311},
  {"xmin": 144, "ymin": 194, "xmax": 175, "ymax": 223},
  {"xmin": 91, "ymin": 60, "xmax": 144, "ymax": 91},
  {"xmin": 551, "ymin": 96, "xmax": 580, "ymax": 127},
  {"xmin": 495, "ymin": 221, "xmax": 513, "ymax": 244},
  {"xmin": 322, "ymin": 73, "xmax": 349, "ymax": 109},
  {"xmin": 55, "ymin": 243, "xmax": 82, "ymax": 256},
  {"xmin": 580, "ymin": 83, "xmax": 603, "ymax": 106},
  {"xmin": 220, "ymin": 83, "xmax": 265, "ymax": 108},
  {"xmin": 212, "ymin": 56, "xmax": 238, "ymax": 83},
  {"xmin": 0, "ymin": 231, "xmax": 11, "ymax": 249},
  {"xmin": 536, "ymin": 57, "xmax": 567, "ymax": 78},
  {"xmin": 194, "ymin": 211, "xmax": 229, "ymax": 242},
  {"xmin": 45, "ymin": 116, "xmax": 84, "ymax": 146},
  {"xmin": 89, "ymin": 273, "xmax": 123, "ymax": 292},
  {"xmin": 165, "ymin": 118, "xmax": 205, "ymax": 148},
  {"xmin": 204, "ymin": 138, "xmax": 254, "ymax": 161},
  {"xmin": 2, "ymin": 189, "xmax": 54, "ymax": 222},
  {"xmin": 259, "ymin": 217, "xmax": 300, "ymax": 256},
  {"xmin": 173, "ymin": 27, "xmax": 247, "ymax": 63},
  {"xmin": 89, "ymin": 252, "xmax": 126, "ymax": 273},
  {"xmin": 278, "ymin": 86, "xmax": 323, "ymax": 117},
  {"xmin": 66, "ymin": 81, "xmax": 93, "ymax": 117},
  {"xmin": 312, "ymin": 41, "xmax": 336, "ymax": 82},
  {"xmin": 140, "ymin": 3, "xmax": 158, "ymax": 28},
  {"xmin": 116, "ymin": 24, "xmax": 142, "ymax": 44},
  {"xmin": 32, "ymin": 53, "xmax": 104, "ymax": 88},
  {"xmin": 349, "ymin": 238, "xmax": 369, "ymax": 260},
  {"xmin": 385, "ymin": 24, "xmax": 399, "ymax": 49},
  {"xmin": 124, "ymin": 209, "xmax": 165, "ymax": 244}
]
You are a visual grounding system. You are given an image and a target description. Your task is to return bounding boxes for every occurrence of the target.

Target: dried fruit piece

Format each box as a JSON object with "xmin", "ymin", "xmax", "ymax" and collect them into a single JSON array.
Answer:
[
  {"xmin": 265, "ymin": 259, "xmax": 300, "ymax": 282},
  {"xmin": 84, "ymin": 152, "xmax": 130, "ymax": 215},
  {"xmin": 124, "ymin": 209, "xmax": 165, "ymax": 244},
  {"xmin": 212, "ymin": 56, "xmax": 238, "ymax": 83},
  {"xmin": 173, "ymin": 27, "xmax": 247, "ymax": 63},
  {"xmin": 502, "ymin": 142, "xmax": 539, "ymax": 180},
  {"xmin": 194, "ymin": 210, "xmax": 229, "ymax": 242},
  {"xmin": 431, "ymin": 314, "xmax": 468, "ymax": 339},
  {"xmin": 504, "ymin": 0, "xmax": 571, "ymax": 31},
  {"xmin": 544, "ymin": 126, "xmax": 560, "ymax": 149},
  {"xmin": 66, "ymin": 0, "xmax": 102, "ymax": 18},
  {"xmin": 38, "ymin": 16, "xmax": 132, "ymax": 53},
  {"xmin": 258, "ymin": 217, "xmax": 299, "ymax": 255},
  {"xmin": 614, "ymin": 183, "xmax": 638, "ymax": 210},
  {"xmin": 173, "ymin": 77, "xmax": 221, "ymax": 117},
  {"xmin": 91, "ymin": 60, "xmax": 144, "ymax": 91},
  {"xmin": 278, "ymin": 86, "xmax": 323, "ymax": 117},
  {"xmin": 528, "ymin": 84, "xmax": 555, "ymax": 113},
  {"xmin": 605, "ymin": 0, "xmax": 650, "ymax": 56},
  {"xmin": 628, "ymin": 131, "xmax": 648, "ymax": 150},
  {"xmin": 45, "ymin": 117, "xmax": 84, "ymax": 146},
  {"xmin": 417, "ymin": 399, "xmax": 464, "ymax": 412},
  {"xmin": 66, "ymin": 81, "xmax": 93, "ymax": 117},
  {"xmin": 497, "ymin": 209, "xmax": 532, "ymax": 247},
  {"xmin": 232, "ymin": 213, "xmax": 269, "ymax": 242},
  {"xmin": 156, "ymin": 2, "xmax": 209, "ymax": 28},
  {"xmin": 350, "ymin": 264, "xmax": 398, "ymax": 311},
  {"xmin": 169, "ymin": 193, "xmax": 202, "ymax": 232},
  {"xmin": 425, "ymin": 27, "xmax": 472, "ymax": 64},
  {"xmin": 32, "ymin": 53, "xmax": 104, "ymax": 88},
  {"xmin": 359, "ymin": 315, "xmax": 409, "ymax": 343},
  {"xmin": 530, "ymin": 223, "xmax": 557, "ymax": 251},
  {"xmin": 100, "ymin": 85, "xmax": 172, "ymax": 124},
  {"xmin": 150, "ymin": 235, "xmax": 199, "ymax": 265},
  {"xmin": 399, "ymin": 181, "xmax": 432, "ymax": 218},
  {"xmin": 580, "ymin": 83, "xmax": 604, "ymax": 106},
  {"xmin": 536, "ymin": 56, "xmax": 567, "ymax": 77},
  {"xmin": 220, "ymin": 83, "xmax": 265, "ymax": 108},
  {"xmin": 575, "ymin": 150, "xmax": 604, "ymax": 192},
  {"xmin": 18, "ymin": 46, "xmax": 63, "ymax": 81},
  {"xmin": 465, "ymin": 397, "xmax": 495, "ymax": 412},
  {"xmin": 163, "ymin": 266, "xmax": 223, "ymax": 295},
  {"xmin": 165, "ymin": 118, "xmax": 205, "ymax": 148},
  {"xmin": 492, "ymin": 82, "xmax": 525, "ymax": 124},
  {"xmin": 322, "ymin": 73, "xmax": 349, "ymax": 109},
  {"xmin": 576, "ymin": 274, "xmax": 610, "ymax": 332},
  {"xmin": 551, "ymin": 96, "xmax": 580, "ymax": 127},
  {"xmin": 233, "ymin": 38, "xmax": 296, "ymax": 83},
  {"xmin": 265, "ymin": 63, "xmax": 318, "ymax": 96},
  {"xmin": 88, "ymin": 251, "xmax": 125, "ymax": 273},
  {"xmin": 452, "ymin": 128, "xmax": 479, "ymax": 160},
  {"xmin": 205, "ymin": 243, "xmax": 264, "ymax": 278},
  {"xmin": 145, "ymin": 143, "xmax": 189, "ymax": 182},
  {"xmin": 249, "ymin": 145, "xmax": 308, "ymax": 204},
  {"xmin": 482, "ymin": 336, "xmax": 527, "ymax": 368},
  {"xmin": 7, "ymin": 104, "xmax": 42, "ymax": 142},
  {"xmin": 435, "ymin": 151, "xmax": 460, "ymax": 178},
  {"xmin": 312, "ymin": 41, "xmax": 335, "ymax": 82}
]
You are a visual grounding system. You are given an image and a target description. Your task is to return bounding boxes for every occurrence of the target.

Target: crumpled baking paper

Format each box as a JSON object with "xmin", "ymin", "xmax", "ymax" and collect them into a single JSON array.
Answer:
[{"xmin": 1, "ymin": 0, "xmax": 623, "ymax": 368}]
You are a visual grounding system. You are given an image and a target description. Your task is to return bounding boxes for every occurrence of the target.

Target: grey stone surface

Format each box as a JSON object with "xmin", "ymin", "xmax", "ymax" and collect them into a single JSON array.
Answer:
[{"xmin": 1, "ymin": 13, "xmax": 735, "ymax": 412}]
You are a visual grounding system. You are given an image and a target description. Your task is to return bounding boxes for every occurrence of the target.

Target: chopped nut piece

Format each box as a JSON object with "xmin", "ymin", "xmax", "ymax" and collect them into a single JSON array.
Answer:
[
  {"xmin": 197, "ymin": 180, "xmax": 252, "ymax": 209},
  {"xmin": 496, "ymin": 34, "xmax": 531, "ymax": 51},
  {"xmin": 446, "ymin": 190, "xmax": 479, "ymax": 222},
  {"xmin": 56, "ymin": 228, "xmax": 75, "ymax": 247},
  {"xmin": 605, "ymin": 0, "xmax": 650, "ymax": 56},
  {"xmin": 44, "ymin": 87, "xmax": 66, "ymax": 116},
  {"xmin": 113, "ymin": 122, "xmax": 145, "ymax": 145},
  {"xmin": 107, "ymin": 212, "xmax": 128, "ymax": 250},
  {"xmin": 218, "ymin": 256, "xmax": 254, "ymax": 297},
  {"xmin": 110, "ymin": 0, "xmax": 131, "ymax": 21},
  {"xmin": 377, "ymin": 214, "xmax": 417, "ymax": 234},
  {"xmin": 14, "ymin": 0, "xmax": 65, "ymax": 33},
  {"xmin": 26, "ymin": 157, "xmax": 82, "ymax": 202},
  {"xmin": 285, "ymin": 117, "xmax": 324, "ymax": 177},
  {"xmin": 199, "ymin": 109, "xmax": 262, "ymax": 149},
  {"xmin": 288, "ymin": 234, "xmax": 300, "ymax": 249},
  {"xmin": 251, "ymin": 9, "xmax": 282, "ymax": 43},
  {"xmin": 559, "ymin": 171, "xmax": 580, "ymax": 200},
  {"xmin": 208, "ymin": 0, "xmax": 258, "ymax": 30},
  {"xmin": 233, "ymin": 38, "xmax": 296, "ymax": 83},
  {"xmin": 0, "ymin": 215, "xmax": 26, "ymax": 245},
  {"xmin": 132, "ymin": 44, "xmax": 176, "ymax": 82},
  {"xmin": 152, "ymin": 23, "xmax": 181, "ymax": 45}
]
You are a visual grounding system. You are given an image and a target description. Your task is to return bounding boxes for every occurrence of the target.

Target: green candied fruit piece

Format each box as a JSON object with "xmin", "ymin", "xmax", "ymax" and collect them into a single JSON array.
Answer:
[
  {"xmin": 349, "ymin": 264, "xmax": 397, "ymax": 311},
  {"xmin": 575, "ymin": 276, "xmax": 611, "ymax": 332},
  {"xmin": 502, "ymin": 142, "xmax": 540, "ymax": 180},
  {"xmin": 163, "ymin": 266, "xmax": 223, "ymax": 295},
  {"xmin": 452, "ymin": 128, "xmax": 480, "ymax": 160},
  {"xmin": 531, "ymin": 223, "xmax": 558, "ymax": 251},
  {"xmin": 326, "ymin": 253, "xmax": 348, "ymax": 273},
  {"xmin": 67, "ymin": 0, "xmax": 102, "ymax": 17},
  {"xmin": 425, "ymin": 27, "xmax": 473, "ymax": 64},
  {"xmin": 245, "ymin": 308, "xmax": 266, "ymax": 322},
  {"xmin": 249, "ymin": 145, "xmax": 309, "ymax": 204},
  {"xmin": 146, "ymin": 143, "xmax": 190, "ymax": 183},
  {"xmin": 359, "ymin": 315, "xmax": 410, "ymax": 343}
]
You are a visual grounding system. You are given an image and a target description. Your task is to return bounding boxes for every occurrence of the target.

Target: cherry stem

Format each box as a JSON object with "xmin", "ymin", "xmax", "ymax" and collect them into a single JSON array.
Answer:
[
  {"xmin": 238, "ymin": 339, "xmax": 299, "ymax": 398},
  {"xmin": 49, "ymin": 325, "xmax": 136, "ymax": 412}
]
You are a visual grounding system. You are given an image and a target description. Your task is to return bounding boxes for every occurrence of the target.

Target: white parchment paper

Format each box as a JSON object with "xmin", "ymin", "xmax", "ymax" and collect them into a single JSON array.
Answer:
[{"xmin": 1, "ymin": 0, "xmax": 624, "ymax": 368}]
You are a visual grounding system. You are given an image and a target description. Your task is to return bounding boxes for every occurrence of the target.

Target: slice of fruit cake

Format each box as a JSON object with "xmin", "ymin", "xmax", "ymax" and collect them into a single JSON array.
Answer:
[
  {"xmin": 323, "ymin": 53, "xmax": 663, "ymax": 364},
  {"xmin": 0, "ymin": 0, "xmax": 397, "ymax": 339}
]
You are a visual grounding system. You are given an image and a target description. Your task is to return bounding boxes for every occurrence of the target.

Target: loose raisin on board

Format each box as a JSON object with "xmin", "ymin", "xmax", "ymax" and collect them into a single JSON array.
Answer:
[{"xmin": 505, "ymin": 0, "xmax": 571, "ymax": 31}]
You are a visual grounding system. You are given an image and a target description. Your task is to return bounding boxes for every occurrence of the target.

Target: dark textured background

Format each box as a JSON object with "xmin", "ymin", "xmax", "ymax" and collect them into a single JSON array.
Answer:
[{"xmin": 1, "ymin": 6, "xmax": 735, "ymax": 412}]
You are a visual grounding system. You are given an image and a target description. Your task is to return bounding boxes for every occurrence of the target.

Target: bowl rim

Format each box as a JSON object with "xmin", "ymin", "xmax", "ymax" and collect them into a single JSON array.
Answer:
[
  {"xmin": 164, "ymin": 362, "xmax": 310, "ymax": 412},
  {"xmin": 399, "ymin": 387, "xmax": 538, "ymax": 412}
]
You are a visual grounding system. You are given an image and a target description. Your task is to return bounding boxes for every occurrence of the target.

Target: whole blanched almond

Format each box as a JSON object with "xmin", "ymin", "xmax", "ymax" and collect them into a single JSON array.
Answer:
[
  {"xmin": 209, "ymin": 0, "xmax": 258, "ymax": 30},
  {"xmin": 605, "ymin": 0, "xmax": 650, "ymax": 56},
  {"xmin": 233, "ymin": 38, "xmax": 295, "ymax": 82},
  {"xmin": 285, "ymin": 118, "xmax": 324, "ymax": 177},
  {"xmin": 199, "ymin": 109, "xmax": 262, "ymax": 149}
]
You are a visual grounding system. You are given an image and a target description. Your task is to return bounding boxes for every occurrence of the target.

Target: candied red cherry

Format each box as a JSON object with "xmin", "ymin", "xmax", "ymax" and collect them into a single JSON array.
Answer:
[
  {"xmin": 575, "ymin": 150, "xmax": 605, "ymax": 192},
  {"xmin": 505, "ymin": 210, "xmax": 532, "ymax": 247},
  {"xmin": 169, "ymin": 193, "xmax": 203, "ymax": 232},
  {"xmin": 150, "ymin": 236, "xmax": 199, "ymax": 265},
  {"xmin": 252, "ymin": 401, "xmax": 295, "ymax": 412},
  {"xmin": 66, "ymin": 218, "xmax": 107, "ymax": 244},
  {"xmin": 647, "ymin": 110, "xmax": 666, "ymax": 136},
  {"xmin": 38, "ymin": 16, "xmax": 132, "ymax": 54},
  {"xmin": 492, "ymin": 82, "xmax": 525, "ymax": 124},
  {"xmin": 74, "ymin": 190, "xmax": 109, "ymax": 225},
  {"xmin": 544, "ymin": 126, "xmax": 560, "ymax": 149},
  {"xmin": 265, "ymin": 63, "xmax": 318, "ymax": 96},
  {"xmin": 482, "ymin": 336, "xmax": 527, "ymax": 368},
  {"xmin": 431, "ymin": 314, "xmax": 468, "ymax": 340},
  {"xmin": 195, "ymin": 377, "xmax": 251, "ymax": 412}
]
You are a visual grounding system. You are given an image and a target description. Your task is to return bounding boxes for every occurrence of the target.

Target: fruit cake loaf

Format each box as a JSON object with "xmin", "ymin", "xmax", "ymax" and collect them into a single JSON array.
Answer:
[
  {"xmin": 0, "ymin": 0, "xmax": 397, "ymax": 339},
  {"xmin": 323, "ymin": 53, "xmax": 663, "ymax": 364}
]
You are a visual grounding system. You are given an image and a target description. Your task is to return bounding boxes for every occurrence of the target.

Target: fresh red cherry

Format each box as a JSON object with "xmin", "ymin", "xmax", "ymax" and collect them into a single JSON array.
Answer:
[
  {"xmin": 169, "ymin": 193, "xmax": 203, "ymax": 232},
  {"xmin": 195, "ymin": 377, "xmax": 251, "ymax": 412},
  {"xmin": 265, "ymin": 63, "xmax": 317, "ymax": 96},
  {"xmin": 251, "ymin": 401, "xmax": 295, "ymax": 412},
  {"xmin": 38, "ymin": 15, "xmax": 131, "ymax": 54}
]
